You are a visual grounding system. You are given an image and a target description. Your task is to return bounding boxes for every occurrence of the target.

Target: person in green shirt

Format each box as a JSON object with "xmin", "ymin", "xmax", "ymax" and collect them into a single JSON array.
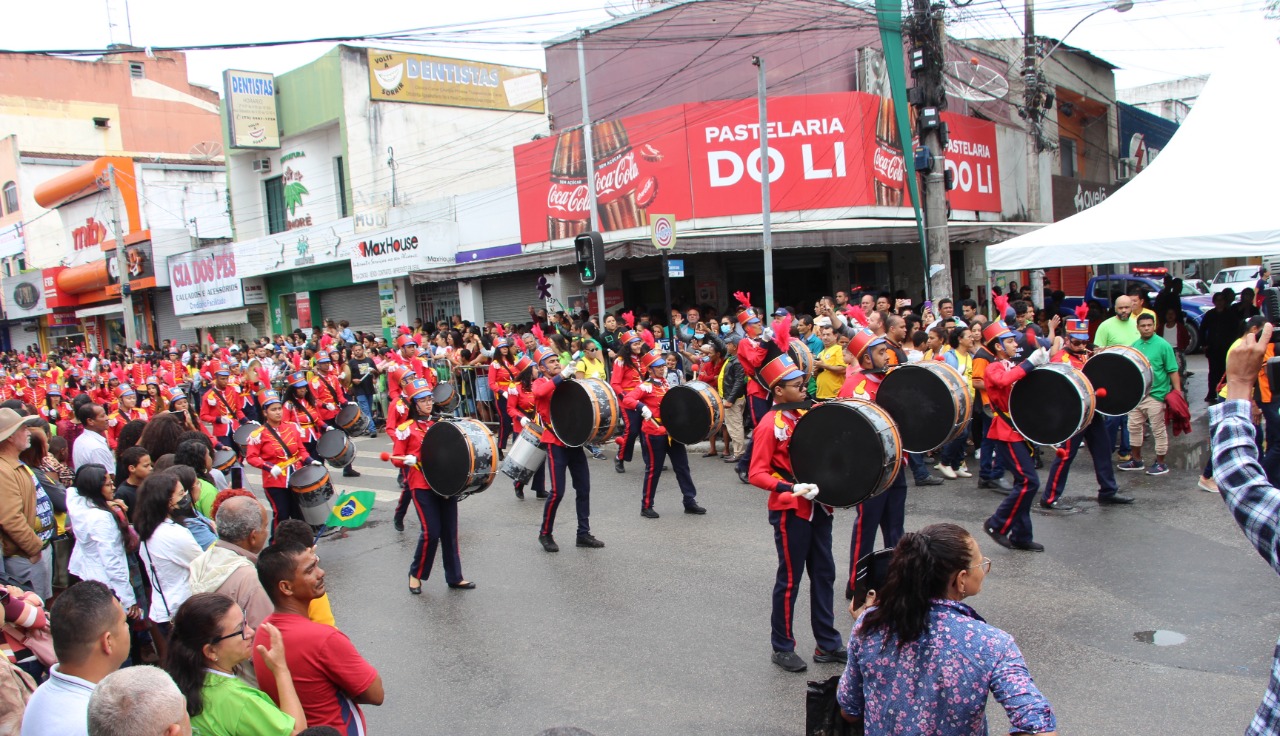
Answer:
[
  {"xmin": 1118, "ymin": 312, "xmax": 1182, "ymax": 477},
  {"xmin": 1093, "ymin": 295, "xmax": 1140, "ymax": 348},
  {"xmin": 164, "ymin": 592, "xmax": 306, "ymax": 736}
]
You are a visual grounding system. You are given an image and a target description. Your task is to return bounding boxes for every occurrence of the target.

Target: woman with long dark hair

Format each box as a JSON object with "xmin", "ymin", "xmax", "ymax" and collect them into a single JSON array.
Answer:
[
  {"xmin": 174, "ymin": 438, "xmax": 218, "ymax": 518},
  {"xmin": 67, "ymin": 464, "xmax": 142, "ymax": 621},
  {"xmin": 281, "ymin": 371, "xmax": 324, "ymax": 457},
  {"xmin": 164, "ymin": 592, "xmax": 305, "ymax": 735},
  {"xmin": 487, "ymin": 332, "xmax": 520, "ymax": 450},
  {"xmin": 838, "ymin": 523, "xmax": 1057, "ymax": 734},
  {"xmin": 139, "ymin": 410, "xmax": 191, "ymax": 460},
  {"xmin": 133, "ymin": 470, "xmax": 202, "ymax": 634}
]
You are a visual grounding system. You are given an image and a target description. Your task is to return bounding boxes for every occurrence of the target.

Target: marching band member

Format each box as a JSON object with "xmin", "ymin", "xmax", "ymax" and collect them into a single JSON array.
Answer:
[
  {"xmin": 487, "ymin": 329, "xmax": 520, "ymax": 451},
  {"xmin": 733, "ymin": 292, "xmax": 773, "ymax": 485},
  {"xmin": 199, "ymin": 362, "xmax": 244, "ymax": 450},
  {"xmin": 391, "ymin": 331, "xmax": 434, "ymax": 395},
  {"xmin": 312, "ymin": 354, "xmax": 360, "ymax": 479},
  {"xmin": 166, "ymin": 386, "xmax": 213, "ymax": 440},
  {"xmin": 838, "ymin": 329, "xmax": 908, "ymax": 600},
  {"xmin": 140, "ymin": 376, "xmax": 165, "ymax": 414},
  {"xmin": 1041, "ymin": 312, "xmax": 1133, "ymax": 509},
  {"xmin": 622, "ymin": 348, "xmax": 705, "ymax": 518},
  {"xmin": 282, "ymin": 371, "xmax": 325, "ymax": 457},
  {"xmin": 747, "ymin": 326, "xmax": 844, "ymax": 673},
  {"xmin": 532, "ymin": 346, "xmax": 604, "ymax": 552},
  {"xmin": 388, "ymin": 365, "xmax": 421, "ymax": 532},
  {"xmin": 244, "ymin": 389, "xmax": 320, "ymax": 537},
  {"xmin": 610, "ymin": 322, "xmax": 645, "ymax": 473},
  {"xmin": 981, "ymin": 320, "xmax": 1052, "ymax": 552},
  {"xmin": 393, "ymin": 378, "xmax": 475, "ymax": 594},
  {"xmin": 106, "ymin": 383, "xmax": 149, "ymax": 450},
  {"xmin": 504, "ymin": 356, "xmax": 546, "ymax": 500},
  {"xmin": 21, "ymin": 370, "xmax": 44, "ymax": 407},
  {"xmin": 39, "ymin": 385, "xmax": 67, "ymax": 425}
]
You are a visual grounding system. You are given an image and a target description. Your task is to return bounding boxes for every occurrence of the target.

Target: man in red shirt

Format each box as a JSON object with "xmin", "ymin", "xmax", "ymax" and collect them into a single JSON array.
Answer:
[
  {"xmin": 622, "ymin": 348, "xmax": 705, "ymax": 518},
  {"xmin": 253, "ymin": 542, "xmax": 383, "ymax": 735}
]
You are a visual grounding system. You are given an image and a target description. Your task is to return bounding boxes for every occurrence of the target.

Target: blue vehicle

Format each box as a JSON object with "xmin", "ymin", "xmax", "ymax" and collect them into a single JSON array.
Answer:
[{"xmin": 1057, "ymin": 272, "xmax": 1210, "ymax": 353}]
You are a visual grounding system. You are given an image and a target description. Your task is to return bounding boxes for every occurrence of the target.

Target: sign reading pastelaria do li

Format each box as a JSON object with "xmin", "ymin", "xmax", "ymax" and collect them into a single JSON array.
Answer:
[
  {"xmin": 167, "ymin": 245, "xmax": 243, "ymax": 316},
  {"xmin": 347, "ymin": 221, "xmax": 458, "ymax": 283}
]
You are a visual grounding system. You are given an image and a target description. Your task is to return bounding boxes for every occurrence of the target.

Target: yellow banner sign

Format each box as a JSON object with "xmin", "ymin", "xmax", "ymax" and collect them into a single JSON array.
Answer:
[{"xmin": 367, "ymin": 50, "xmax": 545, "ymax": 113}]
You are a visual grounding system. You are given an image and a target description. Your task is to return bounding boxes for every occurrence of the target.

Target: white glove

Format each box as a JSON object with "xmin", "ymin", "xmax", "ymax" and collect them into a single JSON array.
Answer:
[
  {"xmin": 403, "ymin": 454, "xmax": 417, "ymax": 466},
  {"xmin": 520, "ymin": 417, "xmax": 530, "ymax": 428},
  {"xmin": 762, "ymin": 327, "xmax": 775, "ymax": 340},
  {"xmin": 310, "ymin": 460, "xmax": 323, "ymax": 467},
  {"xmin": 270, "ymin": 466, "xmax": 283, "ymax": 478},
  {"xmin": 325, "ymin": 403, "xmax": 336, "ymax": 410},
  {"xmin": 793, "ymin": 483, "xmax": 820, "ymax": 501},
  {"xmin": 505, "ymin": 387, "xmax": 517, "ymax": 397},
  {"xmin": 107, "ymin": 417, "xmax": 118, "ymax": 428},
  {"xmin": 1028, "ymin": 346, "xmax": 1050, "ymax": 368},
  {"xmin": 560, "ymin": 364, "xmax": 576, "ymax": 378},
  {"xmin": 220, "ymin": 416, "xmax": 232, "ymax": 425},
  {"xmin": 641, "ymin": 405, "xmax": 653, "ymax": 420},
  {"xmin": 638, "ymin": 382, "xmax": 653, "ymax": 394}
]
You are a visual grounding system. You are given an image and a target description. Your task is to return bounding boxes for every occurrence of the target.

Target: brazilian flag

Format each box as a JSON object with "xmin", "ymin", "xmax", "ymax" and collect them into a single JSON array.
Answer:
[{"xmin": 326, "ymin": 491, "xmax": 376, "ymax": 528}]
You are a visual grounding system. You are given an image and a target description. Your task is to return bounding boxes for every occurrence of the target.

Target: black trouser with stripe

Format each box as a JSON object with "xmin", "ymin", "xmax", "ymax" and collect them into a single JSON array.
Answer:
[
  {"xmin": 542, "ymin": 445, "xmax": 591, "ymax": 537},
  {"xmin": 638, "ymin": 433, "xmax": 698, "ymax": 510}
]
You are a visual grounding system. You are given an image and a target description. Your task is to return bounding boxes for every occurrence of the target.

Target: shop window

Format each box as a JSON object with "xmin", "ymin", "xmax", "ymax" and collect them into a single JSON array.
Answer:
[
  {"xmin": 129, "ymin": 62, "xmax": 145, "ymax": 79},
  {"xmin": 1060, "ymin": 139, "xmax": 1078, "ymax": 178},
  {"xmin": 2, "ymin": 181, "xmax": 16, "ymax": 215},
  {"xmin": 265, "ymin": 176, "xmax": 286, "ymax": 234}
]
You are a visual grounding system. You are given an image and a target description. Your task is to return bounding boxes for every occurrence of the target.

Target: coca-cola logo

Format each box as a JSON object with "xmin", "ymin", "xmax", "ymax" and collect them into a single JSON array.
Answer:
[
  {"xmin": 872, "ymin": 145, "xmax": 905, "ymax": 184},
  {"xmin": 594, "ymin": 151, "xmax": 640, "ymax": 203},
  {"xmin": 547, "ymin": 182, "xmax": 591, "ymax": 215}
]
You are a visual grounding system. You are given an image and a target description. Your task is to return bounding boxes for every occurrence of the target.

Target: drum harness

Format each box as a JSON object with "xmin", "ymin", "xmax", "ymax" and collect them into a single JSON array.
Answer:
[
  {"xmin": 766, "ymin": 400, "xmax": 811, "ymax": 486},
  {"xmin": 208, "ymin": 387, "xmax": 239, "ymax": 433}
]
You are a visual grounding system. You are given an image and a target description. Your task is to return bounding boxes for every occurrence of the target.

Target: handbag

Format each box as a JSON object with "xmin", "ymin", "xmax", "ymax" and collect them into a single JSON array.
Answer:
[{"xmin": 805, "ymin": 675, "xmax": 863, "ymax": 736}]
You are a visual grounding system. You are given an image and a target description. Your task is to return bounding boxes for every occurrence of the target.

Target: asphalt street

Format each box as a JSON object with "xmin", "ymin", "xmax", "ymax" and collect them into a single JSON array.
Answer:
[{"xmin": 250, "ymin": 354, "xmax": 1277, "ymax": 735}]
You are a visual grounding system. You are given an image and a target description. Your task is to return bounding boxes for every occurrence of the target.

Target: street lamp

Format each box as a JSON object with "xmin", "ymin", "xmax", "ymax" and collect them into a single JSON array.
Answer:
[{"xmin": 1041, "ymin": 1, "xmax": 1134, "ymax": 63}]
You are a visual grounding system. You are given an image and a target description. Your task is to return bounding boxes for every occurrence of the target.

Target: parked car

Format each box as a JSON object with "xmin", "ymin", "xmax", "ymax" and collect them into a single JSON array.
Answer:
[
  {"xmin": 1058, "ymin": 273, "xmax": 1211, "ymax": 352},
  {"xmin": 1210, "ymin": 266, "xmax": 1261, "ymax": 295},
  {"xmin": 1184, "ymin": 278, "xmax": 1210, "ymax": 295}
]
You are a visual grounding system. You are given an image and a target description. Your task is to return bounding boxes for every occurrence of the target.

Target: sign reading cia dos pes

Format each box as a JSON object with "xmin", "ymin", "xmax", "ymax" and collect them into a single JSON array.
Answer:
[{"xmin": 366, "ymin": 49, "xmax": 545, "ymax": 114}]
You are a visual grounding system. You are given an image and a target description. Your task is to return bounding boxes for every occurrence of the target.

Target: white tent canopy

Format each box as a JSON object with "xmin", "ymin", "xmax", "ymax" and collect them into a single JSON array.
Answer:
[{"xmin": 986, "ymin": 37, "xmax": 1280, "ymax": 271}]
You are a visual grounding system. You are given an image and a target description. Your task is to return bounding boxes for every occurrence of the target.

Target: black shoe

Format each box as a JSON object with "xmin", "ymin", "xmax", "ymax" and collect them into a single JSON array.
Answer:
[
  {"xmin": 979, "ymin": 476, "xmax": 1014, "ymax": 493},
  {"xmin": 1039, "ymin": 499, "xmax": 1075, "ymax": 511},
  {"xmin": 984, "ymin": 523, "xmax": 1014, "ymax": 549},
  {"xmin": 813, "ymin": 646, "xmax": 848, "ymax": 664},
  {"xmin": 737, "ymin": 468, "xmax": 751, "ymax": 484},
  {"xmin": 448, "ymin": 581, "xmax": 477, "ymax": 590},
  {"xmin": 1098, "ymin": 493, "xmax": 1135, "ymax": 505},
  {"xmin": 772, "ymin": 650, "xmax": 808, "ymax": 672},
  {"xmin": 615, "ymin": 458, "xmax": 626, "ymax": 473},
  {"xmin": 343, "ymin": 467, "xmax": 361, "ymax": 478},
  {"xmin": 576, "ymin": 533, "xmax": 605, "ymax": 548},
  {"xmin": 539, "ymin": 534, "xmax": 559, "ymax": 553},
  {"xmin": 1011, "ymin": 539, "xmax": 1045, "ymax": 552},
  {"xmin": 684, "ymin": 503, "xmax": 707, "ymax": 515},
  {"xmin": 368, "ymin": 430, "xmax": 379, "ymax": 438},
  {"xmin": 641, "ymin": 507, "xmax": 660, "ymax": 519},
  {"xmin": 514, "ymin": 481, "xmax": 524, "ymax": 500},
  {"xmin": 393, "ymin": 516, "xmax": 405, "ymax": 532},
  {"xmin": 535, "ymin": 490, "xmax": 548, "ymax": 499},
  {"xmin": 915, "ymin": 476, "xmax": 943, "ymax": 487},
  {"xmin": 408, "ymin": 577, "xmax": 422, "ymax": 595},
  {"xmin": 722, "ymin": 454, "xmax": 738, "ymax": 463}
]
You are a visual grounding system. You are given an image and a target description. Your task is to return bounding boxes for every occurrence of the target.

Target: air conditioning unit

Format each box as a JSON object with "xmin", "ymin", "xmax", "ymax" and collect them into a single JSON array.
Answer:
[
  {"xmin": 1116, "ymin": 157, "xmax": 1138, "ymax": 181},
  {"xmin": 252, "ymin": 159, "xmax": 272, "ymax": 174}
]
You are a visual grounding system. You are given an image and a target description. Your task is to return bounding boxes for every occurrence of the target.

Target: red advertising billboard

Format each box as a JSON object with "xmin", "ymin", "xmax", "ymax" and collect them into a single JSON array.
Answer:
[{"xmin": 514, "ymin": 91, "xmax": 1002, "ymax": 245}]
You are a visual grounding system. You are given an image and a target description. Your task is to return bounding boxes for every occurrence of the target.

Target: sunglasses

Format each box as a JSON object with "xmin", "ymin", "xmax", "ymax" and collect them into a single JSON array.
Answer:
[{"xmin": 209, "ymin": 617, "xmax": 251, "ymax": 645}]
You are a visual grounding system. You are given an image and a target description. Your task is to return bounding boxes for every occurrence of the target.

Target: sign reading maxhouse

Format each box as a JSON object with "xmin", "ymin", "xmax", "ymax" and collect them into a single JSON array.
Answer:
[
  {"xmin": 348, "ymin": 222, "xmax": 458, "ymax": 283},
  {"xmin": 366, "ymin": 49, "xmax": 545, "ymax": 113},
  {"xmin": 224, "ymin": 70, "xmax": 280, "ymax": 149}
]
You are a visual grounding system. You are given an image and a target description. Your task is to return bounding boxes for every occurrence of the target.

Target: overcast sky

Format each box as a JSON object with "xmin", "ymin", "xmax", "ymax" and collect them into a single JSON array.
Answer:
[{"xmin": 0, "ymin": 0, "xmax": 1271, "ymax": 93}]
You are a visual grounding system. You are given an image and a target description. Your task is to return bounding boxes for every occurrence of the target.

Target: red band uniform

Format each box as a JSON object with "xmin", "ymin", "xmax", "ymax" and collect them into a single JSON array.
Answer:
[
  {"xmin": 244, "ymin": 390, "xmax": 316, "ymax": 536},
  {"xmin": 622, "ymin": 349, "xmax": 702, "ymax": 515},
  {"xmin": 503, "ymin": 357, "xmax": 546, "ymax": 499},
  {"xmin": 106, "ymin": 384, "xmax": 150, "ymax": 450},
  {"xmin": 532, "ymin": 347, "xmax": 602, "ymax": 550},
  {"xmin": 732, "ymin": 295, "xmax": 774, "ymax": 481},
  {"xmin": 312, "ymin": 356, "xmax": 361, "ymax": 479},
  {"xmin": 199, "ymin": 363, "xmax": 245, "ymax": 449},
  {"xmin": 609, "ymin": 330, "xmax": 645, "ymax": 469}
]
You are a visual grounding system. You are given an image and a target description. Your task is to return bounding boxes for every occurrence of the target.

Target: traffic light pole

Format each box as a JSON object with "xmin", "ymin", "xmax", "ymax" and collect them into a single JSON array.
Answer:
[{"xmin": 577, "ymin": 36, "xmax": 607, "ymax": 322}]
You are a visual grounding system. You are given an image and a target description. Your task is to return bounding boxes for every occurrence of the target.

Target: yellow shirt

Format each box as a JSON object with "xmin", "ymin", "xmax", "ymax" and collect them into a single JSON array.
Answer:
[
  {"xmin": 308, "ymin": 593, "xmax": 336, "ymax": 628},
  {"xmin": 576, "ymin": 355, "xmax": 606, "ymax": 380},
  {"xmin": 816, "ymin": 343, "xmax": 846, "ymax": 399}
]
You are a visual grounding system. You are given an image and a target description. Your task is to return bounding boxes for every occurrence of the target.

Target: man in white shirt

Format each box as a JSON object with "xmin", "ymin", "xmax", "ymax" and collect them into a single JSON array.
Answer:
[
  {"xmin": 72, "ymin": 404, "xmax": 115, "ymax": 474},
  {"xmin": 22, "ymin": 580, "xmax": 130, "ymax": 736}
]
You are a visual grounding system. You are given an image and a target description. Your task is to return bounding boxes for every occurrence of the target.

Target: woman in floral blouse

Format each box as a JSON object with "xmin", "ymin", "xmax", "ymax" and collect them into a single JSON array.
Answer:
[{"xmin": 838, "ymin": 522, "xmax": 1057, "ymax": 735}]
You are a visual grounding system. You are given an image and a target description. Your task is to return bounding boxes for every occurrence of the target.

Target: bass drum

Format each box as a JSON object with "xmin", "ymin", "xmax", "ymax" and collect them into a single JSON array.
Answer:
[
  {"xmin": 791, "ymin": 400, "xmax": 903, "ymax": 508},
  {"xmin": 317, "ymin": 429, "xmax": 356, "ymax": 468},
  {"xmin": 211, "ymin": 447, "xmax": 238, "ymax": 473},
  {"xmin": 660, "ymin": 381, "xmax": 724, "ymax": 445},
  {"xmin": 875, "ymin": 362, "xmax": 973, "ymax": 453},
  {"xmin": 1009, "ymin": 364, "xmax": 1096, "ymax": 446},
  {"xmin": 1082, "ymin": 346, "xmax": 1153, "ymax": 416},
  {"xmin": 789, "ymin": 339, "xmax": 814, "ymax": 379},
  {"xmin": 334, "ymin": 403, "xmax": 364, "ymax": 435},
  {"xmin": 499, "ymin": 423, "xmax": 546, "ymax": 485},
  {"xmin": 288, "ymin": 465, "xmax": 334, "ymax": 526},
  {"xmin": 432, "ymin": 382, "xmax": 458, "ymax": 413},
  {"xmin": 421, "ymin": 418, "xmax": 498, "ymax": 499},
  {"xmin": 549, "ymin": 378, "xmax": 621, "ymax": 447}
]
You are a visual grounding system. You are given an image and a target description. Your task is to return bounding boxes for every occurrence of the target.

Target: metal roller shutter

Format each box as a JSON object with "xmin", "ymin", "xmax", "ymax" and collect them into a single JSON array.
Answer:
[
  {"xmin": 153, "ymin": 290, "xmax": 197, "ymax": 346},
  {"xmin": 481, "ymin": 273, "xmax": 544, "ymax": 325},
  {"xmin": 318, "ymin": 283, "xmax": 381, "ymax": 333}
]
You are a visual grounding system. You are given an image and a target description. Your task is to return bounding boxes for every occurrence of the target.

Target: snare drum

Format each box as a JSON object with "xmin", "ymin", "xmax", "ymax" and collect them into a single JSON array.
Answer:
[
  {"xmin": 791, "ymin": 400, "xmax": 903, "ymax": 508},
  {"xmin": 334, "ymin": 403, "xmax": 364, "ymax": 435},
  {"xmin": 1008, "ymin": 363, "xmax": 1096, "ymax": 446},
  {"xmin": 317, "ymin": 429, "xmax": 357, "ymax": 468},
  {"xmin": 422, "ymin": 418, "xmax": 498, "ymax": 499},
  {"xmin": 432, "ymin": 382, "xmax": 458, "ymax": 413},
  {"xmin": 1082, "ymin": 346, "xmax": 1153, "ymax": 416},
  {"xmin": 212, "ymin": 447, "xmax": 237, "ymax": 473},
  {"xmin": 232, "ymin": 421, "xmax": 260, "ymax": 448},
  {"xmin": 549, "ymin": 378, "xmax": 621, "ymax": 447},
  {"xmin": 789, "ymin": 339, "xmax": 815, "ymax": 379},
  {"xmin": 500, "ymin": 423, "xmax": 546, "ymax": 485},
  {"xmin": 660, "ymin": 381, "xmax": 724, "ymax": 445},
  {"xmin": 876, "ymin": 362, "xmax": 973, "ymax": 453},
  {"xmin": 289, "ymin": 465, "xmax": 335, "ymax": 526}
]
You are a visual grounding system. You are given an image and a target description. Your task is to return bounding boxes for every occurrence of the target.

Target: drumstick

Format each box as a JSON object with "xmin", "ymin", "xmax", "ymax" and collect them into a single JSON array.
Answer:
[{"xmin": 379, "ymin": 451, "xmax": 420, "ymax": 466}]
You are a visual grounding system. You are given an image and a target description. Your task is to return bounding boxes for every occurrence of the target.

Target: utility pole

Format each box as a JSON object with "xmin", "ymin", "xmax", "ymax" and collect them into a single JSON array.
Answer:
[
  {"xmin": 752, "ymin": 55, "xmax": 775, "ymax": 319},
  {"xmin": 106, "ymin": 164, "xmax": 138, "ymax": 350},
  {"xmin": 908, "ymin": 0, "xmax": 952, "ymax": 301},
  {"xmin": 1023, "ymin": 0, "xmax": 1046, "ymax": 309},
  {"xmin": 577, "ymin": 35, "xmax": 607, "ymax": 326}
]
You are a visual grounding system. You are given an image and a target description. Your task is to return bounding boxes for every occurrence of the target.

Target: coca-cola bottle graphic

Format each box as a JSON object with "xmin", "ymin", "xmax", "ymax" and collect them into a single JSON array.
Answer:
[
  {"xmin": 865, "ymin": 54, "xmax": 907, "ymax": 207},
  {"xmin": 545, "ymin": 119, "xmax": 650, "ymax": 239}
]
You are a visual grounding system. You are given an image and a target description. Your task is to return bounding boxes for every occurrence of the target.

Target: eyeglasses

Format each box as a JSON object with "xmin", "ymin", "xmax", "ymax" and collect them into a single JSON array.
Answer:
[
  {"xmin": 969, "ymin": 557, "xmax": 992, "ymax": 573},
  {"xmin": 209, "ymin": 617, "xmax": 251, "ymax": 645}
]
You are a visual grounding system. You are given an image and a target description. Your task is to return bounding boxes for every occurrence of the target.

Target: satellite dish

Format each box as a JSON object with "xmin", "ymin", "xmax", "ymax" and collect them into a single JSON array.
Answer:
[
  {"xmin": 190, "ymin": 141, "xmax": 223, "ymax": 161},
  {"xmin": 604, "ymin": 0, "xmax": 661, "ymax": 18},
  {"xmin": 943, "ymin": 59, "xmax": 1009, "ymax": 102}
]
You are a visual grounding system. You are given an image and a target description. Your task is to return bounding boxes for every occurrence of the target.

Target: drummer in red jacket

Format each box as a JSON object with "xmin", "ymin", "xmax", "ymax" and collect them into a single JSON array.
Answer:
[
  {"xmin": 982, "ymin": 320, "xmax": 1053, "ymax": 552},
  {"xmin": 200, "ymin": 362, "xmax": 245, "ymax": 450},
  {"xmin": 733, "ymin": 292, "xmax": 774, "ymax": 485},
  {"xmin": 504, "ymin": 356, "xmax": 546, "ymax": 501},
  {"xmin": 837, "ymin": 328, "xmax": 909, "ymax": 601},
  {"xmin": 748, "ymin": 327, "xmax": 845, "ymax": 673},
  {"xmin": 622, "ymin": 348, "xmax": 706, "ymax": 518},
  {"xmin": 392, "ymin": 378, "xmax": 474, "ymax": 595},
  {"xmin": 312, "ymin": 355, "xmax": 360, "ymax": 479},
  {"xmin": 244, "ymin": 389, "xmax": 320, "ymax": 538},
  {"xmin": 532, "ymin": 346, "xmax": 604, "ymax": 553},
  {"xmin": 610, "ymin": 326, "xmax": 645, "ymax": 474}
]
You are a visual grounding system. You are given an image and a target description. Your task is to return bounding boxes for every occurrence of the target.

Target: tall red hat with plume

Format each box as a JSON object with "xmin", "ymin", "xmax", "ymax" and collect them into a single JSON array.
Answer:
[
  {"xmin": 734, "ymin": 291, "xmax": 761, "ymax": 328},
  {"xmin": 758, "ymin": 315, "xmax": 804, "ymax": 390},
  {"xmin": 1067, "ymin": 304, "xmax": 1091, "ymax": 339}
]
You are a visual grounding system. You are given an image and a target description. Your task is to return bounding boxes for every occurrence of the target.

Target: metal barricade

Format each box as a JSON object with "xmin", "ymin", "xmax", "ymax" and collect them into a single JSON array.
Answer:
[{"xmin": 437, "ymin": 361, "xmax": 501, "ymax": 438}]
